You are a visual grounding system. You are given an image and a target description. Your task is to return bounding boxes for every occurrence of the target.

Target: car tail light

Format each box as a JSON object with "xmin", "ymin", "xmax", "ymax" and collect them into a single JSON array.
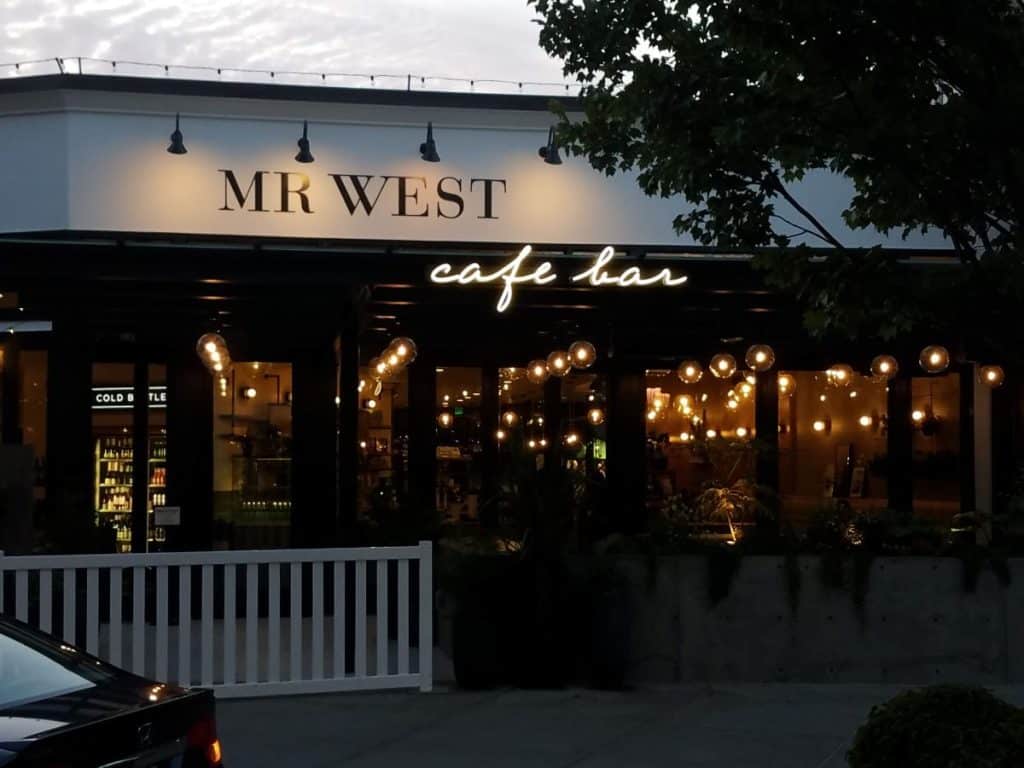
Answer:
[{"xmin": 186, "ymin": 713, "xmax": 223, "ymax": 766}]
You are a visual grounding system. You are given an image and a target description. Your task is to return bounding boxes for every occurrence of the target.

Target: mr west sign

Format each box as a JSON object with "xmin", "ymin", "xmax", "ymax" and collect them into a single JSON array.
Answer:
[{"xmin": 218, "ymin": 170, "xmax": 508, "ymax": 220}]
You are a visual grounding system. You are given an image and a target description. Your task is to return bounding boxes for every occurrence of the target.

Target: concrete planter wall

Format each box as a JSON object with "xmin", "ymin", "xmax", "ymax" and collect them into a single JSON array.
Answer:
[{"xmin": 618, "ymin": 555, "xmax": 1022, "ymax": 684}]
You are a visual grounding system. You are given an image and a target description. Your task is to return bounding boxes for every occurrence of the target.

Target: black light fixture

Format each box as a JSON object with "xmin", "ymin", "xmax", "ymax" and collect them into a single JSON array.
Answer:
[
  {"xmin": 419, "ymin": 122, "xmax": 440, "ymax": 162},
  {"xmin": 539, "ymin": 126, "xmax": 562, "ymax": 165},
  {"xmin": 295, "ymin": 120, "xmax": 314, "ymax": 163},
  {"xmin": 167, "ymin": 113, "xmax": 187, "ymax": 155}
]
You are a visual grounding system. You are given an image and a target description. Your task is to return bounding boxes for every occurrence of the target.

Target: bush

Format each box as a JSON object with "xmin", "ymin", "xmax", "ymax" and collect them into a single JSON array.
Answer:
[{"xmin": 848, "ymin": 685, "xmax": 1024, "ymax": 768}]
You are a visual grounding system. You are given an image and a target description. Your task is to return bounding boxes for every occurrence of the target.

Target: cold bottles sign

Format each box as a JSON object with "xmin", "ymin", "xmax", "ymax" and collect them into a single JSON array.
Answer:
[{"xmin": 92, "ymin": 386, "xmax": 168, "ymax": 410}]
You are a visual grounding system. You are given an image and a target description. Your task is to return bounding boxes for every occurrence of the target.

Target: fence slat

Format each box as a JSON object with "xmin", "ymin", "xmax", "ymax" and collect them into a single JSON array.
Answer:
[
  {"xmin": 268, "ymin": 563, "xmax": 280, "ymax": 683},
  {"xmin": 62, "ymin": 569, "xmax": 76, "ymax": 645},
  {"xmin": 156, "ymin": 566, "xmax": 168, "ymax": 682},
  {"xmin": 355, "ymin": 561, "xmax": 366, "ymax": 678},
  {"xmin": 132, "ymin": 567, "xmax": 145, "ymax": 675},
  {"xmin": 14, "ymin": 571, "xmax": 27, "ymax": 622},
  {"xmin": 108, "ymin": 568, "xmax": 121, "ymax": 663},
  {"xmin": 224, "ymin": 565, "xmax": 236, "ymax": 685},
  {"xmin": 39, "ymin": 570, "xmax": 52, "ymax": 634},
  {"xmin": 85, "ymin": 568, "xmax": 99, "ymax": 656},
  {"xmin": 333, "ymin": 561, "xmax": 345, "ymax": 679},
  {"xmin": 397, "ymin": 559, "xmax": 409, "ymax": 675},
  {"xmin": 201, "ymin": 564, "xmax": 214, "ymax": 686},
  {"xmin": 178, "ymin": 566, "xmax": 191, "ymax": 685},
  {"xmin": 290, "ymin": 562, "xmax": 302, "ymax": 681},
  {"xmin": 311, "ymin": 562, "xmax": 323, "ymax": 680},
  {"xmin": 246, "ymin": 563, "xmax": 258, "ymax": 684},
  {"xmin": 418, "ymin": 542, "xmax": 433, "ymax": 692},
  {"xmin": 376, "ymin": 560, "xmax": 388, "ymax": 676}
]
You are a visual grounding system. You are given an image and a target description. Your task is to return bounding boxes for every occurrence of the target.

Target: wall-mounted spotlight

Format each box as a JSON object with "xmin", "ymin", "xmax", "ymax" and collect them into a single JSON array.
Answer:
[
  {"xmin": 295, "ymin": 120, "xmax": 314, "ymax": 163},
  {"xmin": 539, "ymin": 126, "xmax": 562, "ymax": 165},
  {"xmin": 420, "ymin": 122, "xmax": 440, "ymax": 162},
  {"xmin": 167, "ymin": 113, "xmax": 187, "ymax": 155}
]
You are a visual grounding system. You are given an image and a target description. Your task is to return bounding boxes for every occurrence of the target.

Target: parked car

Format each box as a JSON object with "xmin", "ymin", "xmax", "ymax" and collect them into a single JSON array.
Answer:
[{"xmin": 0, "ymin": 616, "xmax": 223, "ymax": 766}]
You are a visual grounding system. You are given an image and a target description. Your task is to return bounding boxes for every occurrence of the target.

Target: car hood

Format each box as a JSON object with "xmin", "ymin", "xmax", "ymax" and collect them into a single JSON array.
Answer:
[{"xmin": 0, "ymin": 679, "xmax": 188, "ymax": 746}]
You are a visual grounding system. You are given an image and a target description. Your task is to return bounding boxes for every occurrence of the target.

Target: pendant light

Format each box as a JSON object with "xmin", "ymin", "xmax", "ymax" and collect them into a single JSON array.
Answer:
[
  {"xmin": 979, "ymin": 365, "xmax": 1005, "ymax": 388},
  {"xmin": 744, "ymin": 344, "xmax": 775, "ymax": 372},
  {"xmin": 826, "ymin": 364, "xmax": 854, "ymax": 387},
  {"xmin": 295, "ymin": 120, "xmax": 314, "ymax": 163},
  {"xmin": 568, "ymin": 340, "xmax": 597, "ymax": 369},
  {"xmin": 420, "ymin": 122, "xmax": 440, "ymax": 162},
  {"xmin": 919, "ymin": 345, "xmax": 950, "ymax": 374},
  {"xmin": 870, "ymin": 355, "xmax": 899, "ymax": 380},
  {"xmin": 709, "ymin": 353, "xmax": 737, "ymax": 379},
  {"xmin": 539, "ymin": 126, "xmax": 562, "ymax": 165},
  {"xmin": 546, "ymin": 350, "xmax": 570, "ymax": 377},
  {"xmin": 677, "ymin": 360, "xmax": 703, "ymax": 384},
  {"xmin": 527, "ymin": 359, "xmax": 549, "ymax": 384},
  {"xmin": 167, "ymin": 113, "xmax": 187, "ymax": 155}
]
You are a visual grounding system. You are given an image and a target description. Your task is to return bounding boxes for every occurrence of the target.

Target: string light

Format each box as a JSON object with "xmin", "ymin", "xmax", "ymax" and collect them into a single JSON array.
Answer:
[
  {"xmin": 587, "ymin": 407, "xmax": 605, "ymax": 425},
  {"xmin": 709, "ymin": 354, "xmax": 737, "ymax": 379},
  {"xmin": 527, "ymin": 359, "xmax": 550, "ymax": 384},
  {"xmin": 871, "ymin": 355, "xmax": 899, "ymax": 380},
  {"xmin": 826, "ymin": 364, "xmax": 854, "ymax": 387},
  {"xmin": 778, "ymin": 373, "xmax": 795, "ymax": 395},
  {"xmin": 546, "ymin": 350, "xmax": 570, "ymax": 377},
  {"xmin": 568, "ymin": 340, "xmax": 597, "ymax": 369},
  {"xmin": 502, "ymin": 410, "xmax": 520, "ymax": 427},
  {"xmin": 744, "ymin": 344, "xmax": 775, "ymax": 372},
  {"xmin": 979, "ymin": 365, "xmax": 1005, "ymax": 388},
  {"xmin": 677, "ymin": 360, "xmax": 703, "ymax": 384},
  {"xmin": 919, "ymin": 345, "xmax": 950, "ymax": 374}
]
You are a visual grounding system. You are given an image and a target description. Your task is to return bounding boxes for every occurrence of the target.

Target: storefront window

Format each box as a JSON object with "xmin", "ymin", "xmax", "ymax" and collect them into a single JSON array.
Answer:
[
  {"xmin": 911, "ymin": 372, "xmax": 961, "ymax": 523},
  {"xmin": 435, "ymin": 367, "xmax": 483, "ymax": 522},
  {"xmin": 778, "ymin": 371, "xmax": 888, "ymax": 529},
  {"xmin": 19, "ymin": 350, "xmax": 47, "ymax": 494},
  {"xmin": 358, "ymin": 365, "xmax": 408, "ymax": 516},
  {"xmin": 645, "ymin": 368, "xmax": 757, "ymax": 538},
  {"xmin": 212, "ymin": 361, "xmax": 293, "ymax": 549}
]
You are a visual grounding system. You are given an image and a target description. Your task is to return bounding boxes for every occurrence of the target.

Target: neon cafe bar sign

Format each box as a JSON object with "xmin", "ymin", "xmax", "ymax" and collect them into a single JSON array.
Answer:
[{"xmin": 429, "ymin": 246, "xmax": 688, "ymax": 312}]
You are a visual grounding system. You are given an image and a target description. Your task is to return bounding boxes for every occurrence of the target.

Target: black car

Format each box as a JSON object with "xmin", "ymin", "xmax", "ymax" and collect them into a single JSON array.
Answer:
[{"xmin": 0, "ymin": 616, "xmax": 224, "ymax": 767}]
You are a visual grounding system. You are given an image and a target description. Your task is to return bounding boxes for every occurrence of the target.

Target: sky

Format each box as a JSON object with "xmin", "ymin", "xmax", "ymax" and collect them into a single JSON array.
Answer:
[{"xmin": 0, "ymin": 0, "xmax": 573, "ymax": 93}]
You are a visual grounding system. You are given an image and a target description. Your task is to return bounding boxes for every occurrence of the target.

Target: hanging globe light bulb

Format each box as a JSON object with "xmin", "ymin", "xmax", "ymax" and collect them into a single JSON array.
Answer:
[
  {"xmin": 677, "ymin": 360, "xmax": 703, "ymax": 384},
  {"xmin": 501, "ymin": 409, "xmax": 520, "ymax": 427},
  {"xmin": 496, "ymin": 428, "xmax": 507, "ymax": 442},
  {"xmin": 826, "ymin": 364, "xmax": 854, "ymax": 387},
  {"xmin": 744, "ymin": 344, "xmax": 775, "ymax": 372},
  {"xmin": 568, "ymin": 340, "xmax": 597, "ymax": 369},
  {"xmin": 527, "ymin": 359, "xmax": 550, "ymax": 384},
  {"xmin": 709, "ymin": 353, "xmax": 737, "ymax": 379},
  {"xmin": 437, "ymin": 411, "xmax": 453, "ymax": 428},
  {"xmin": 919, "ymin": 345, "xmax": 950, "ymax": 374},
  {"xmin": 979, "ymin": 365, "xmax": 1005, "ymax": 388},
  {"xmin": 777, "ymin": 373, "xmax": 795, "ymax": 396},
  {"xmin": 546, "ymin": 350, "xmax": 570, "ymax": 377},
  {"xmin": 389, "ymin": 337, "xmax": 417, "ymax": 364},
  {"xmin": 500, "ymin": 366, "xmax": 526, "ymax": 382},
  {"xmin": 870, "ymin": 355, "xmax": 899, "ymax": 380},
  {"xmin": 587, "ymin": 406, "xmax": 605, "ymax": 425}
]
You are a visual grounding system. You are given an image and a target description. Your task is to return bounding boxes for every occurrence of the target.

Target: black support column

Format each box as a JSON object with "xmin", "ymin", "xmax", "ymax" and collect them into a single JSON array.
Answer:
[
  {"xmin": 479, "ymin": 365, "xmax": 500, "ymax": 527},
  {"xmin": 407, "ymin": 347, "xmax": 437, "ymax": 519},
  {"xmin": 167, "ymin": 345, "xmax": 213, "ymax": 551},
  {"xmin": 337, "ymin": 307, "xmax": 360, "ymax": 540},
  {"xmin": 46, "ymin": 316, "xmax": 94, "ymax": 544},
  {"xmin": 131, "ymin": 357, "xmax": 149, "ymax": 552},
  {"xmin": 754, "ymin": 370, "xmax": 780, "ymax": 519},
  {"xmin": 887, "ymin": 374, "xmax": 914, "ymax": 514},
  {"xmin": 607, "ymin": 360, "xmax": 646, "ymax": 534},
  {"xmin": 1, "ymin": 337, "xmax": 21, "ymax": 444},
  {"xmin": 958, "ymin": 363, "xmax": 976, "ymax": 513},
  {"xmin": 291, "ymin": 333, "xmax": 338, "ymax": 547}
]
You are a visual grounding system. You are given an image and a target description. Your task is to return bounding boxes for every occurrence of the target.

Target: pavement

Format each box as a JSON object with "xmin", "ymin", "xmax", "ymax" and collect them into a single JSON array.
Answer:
[{"xmin": 216, "ymin": 683, "xmax": 1024, "ymax": 767}]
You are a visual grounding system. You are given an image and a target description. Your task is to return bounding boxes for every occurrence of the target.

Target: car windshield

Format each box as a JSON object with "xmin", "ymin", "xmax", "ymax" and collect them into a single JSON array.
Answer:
[{"xmin": 0, "ymin": 621, "xmax": 116, "ymax": 710}]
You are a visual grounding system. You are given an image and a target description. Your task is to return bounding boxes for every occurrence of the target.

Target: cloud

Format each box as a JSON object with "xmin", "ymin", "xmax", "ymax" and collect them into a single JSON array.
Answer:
[{"xmin": 1, "ymin": 0, "xmax": 573, "ymax": 93}]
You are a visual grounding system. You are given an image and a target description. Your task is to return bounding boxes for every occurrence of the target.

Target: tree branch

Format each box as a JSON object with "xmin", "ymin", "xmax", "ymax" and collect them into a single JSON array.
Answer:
[
  {"xmin": 770, "ymin": 213, "xmax": 834, "ymax": 246},
  {"xmin": 766, "ymin": 175, "xmax": 845, "ymax": 249}
]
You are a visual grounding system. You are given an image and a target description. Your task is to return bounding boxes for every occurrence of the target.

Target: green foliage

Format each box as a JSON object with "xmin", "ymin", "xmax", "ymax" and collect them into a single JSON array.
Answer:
[
  {"xmin": 531, "ymin": 0, "xmax": 1024, "ymax": 352},
  {"xmin": 848, "ymin": 686, "xmax": 1024, "ymax": 768}
]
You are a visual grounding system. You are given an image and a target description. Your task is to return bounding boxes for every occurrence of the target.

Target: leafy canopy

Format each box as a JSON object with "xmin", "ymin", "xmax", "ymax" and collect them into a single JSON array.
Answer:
[{"xmin": 530, "ymin": 0, "xmax": 1024, "ymax": 347}]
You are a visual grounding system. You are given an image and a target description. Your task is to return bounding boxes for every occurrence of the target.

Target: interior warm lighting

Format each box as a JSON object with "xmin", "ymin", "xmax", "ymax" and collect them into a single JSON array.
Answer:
[
  {"xmin": 706, "ymin": 428, "xmax": 717, "ymax": 439},
  {"xmin": 871, "ymin": 355, "xmax": 899, "ymax": 380},
  {"xmin": 859, "ymin": 415, "xmax": 873, "ymax": 427},
  {"xmin": 546, "ymin": 350, "xmax": 570, "ymax": 377},
  {"xmin": 568, "ymin": 340, "xmax": 597, "ymax": 369},
  {"xmin": 390, "ymin": 337, "xmax": 417, "ymax": 363},
  {"xmin": 647, "ymin": 409, "xmax": 658, "ymax": 421},
  {"xmin": 241, "ymin": 386, "xmax": 257, "ymax": 400},
  {"xmin": 528, "ymin": 439, "xmax": 537, "ymax": 449},
  {"xmin": 739, "ymin": 382, "xmax": 753, "ymax": 397},
  {"xmin": 679, "ymin": 432, "xmax": 691, "ymax": 442},
  {"xmin": 812, "ymin": 419, "xmax": 827, "ymax": 432},
  {"xmin": 777, "ymin": 373, "xmax": 794, "ymax": 395},
  {"xmin": 527, "ymin": 359, "xmax": 550, "ymax": 384},
  {"xmin": 735, "ymin": 426, "xmax": 748, "ymax": 438},
  {"xmin": 819, "ymin": 394, "xmax": 827, "ymax": 402},
  {"xmin": 502, "ymin": 410, "xmax": 520, "ymax": 427},
  {"xmin": 919, "ymin": 345, "xmax": 950, "ymax": 373},
  {"xmin": 587, "ymin": 407, "xmax": 605, "ymax": 425},
  {"xmin": 565, "ymin": 432, "xmax": 580, "ymax": 445},
  {"xmin": 745, "ymin": 374, "xmax": 757, "ymax": 386},
  {"xmin": 912, "ymin": 409, "xmax": 925, "ymax": 423},
  {"xmin": 359, "ymin": 440, "xmax": 368, "ymax": 449},
  {"xmin": 438, "ymin": 411, "xmax": 453, "ymax": 427},
  {"xmin": 979, "ymin": 364, "xmax": 1005, "ymax": 388},
  {"xmin": 208, "ymin": 740, "xmax": 223, "ymax": 765},
  {"xmin": 826, "ymin": 364, "xmax": 854, "ymax": 386},
  {"xmin": 849, "ymin": 390, "xmax": 858, "ymax": 398},
  {"xmin": 496, "ymin": 428, "xmax": 507, "ymax": 442},
  {"xmin": 709, "ymin": 353, "xmax": 737, "ymax": 379},
  {"xmin": 677, "ymin": 360, "xmax": 703, "ymax": 384},
  {"xmin": 726, "ymin": 398, "xmax": 739, "ymax": 411},
  {"xmin": 366, "ymin": 399, "xmax": 377, "ymax": 411},
  {"xmin": 744, "ymin": 344, "xmax": 775, "ymax": 372}
]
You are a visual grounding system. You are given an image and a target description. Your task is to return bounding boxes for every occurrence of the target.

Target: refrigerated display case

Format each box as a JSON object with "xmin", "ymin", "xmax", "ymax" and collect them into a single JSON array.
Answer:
[{"xmin": 94, "ymin": 432, "xmax": 168, "ymax": 552}]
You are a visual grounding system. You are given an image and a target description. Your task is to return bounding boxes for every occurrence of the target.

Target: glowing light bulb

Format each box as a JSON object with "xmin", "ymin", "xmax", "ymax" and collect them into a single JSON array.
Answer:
[
  {"xmin": 912, "ymin": 409, "xmax": 925, "ymax": 423},
  {"xmin": 745, "ymin": 344, "xmax": 775, "ymax": 372},
  {"xmin": 736, "ymin": 426, "xmax": 748, "ymax": 438},
  {"xmin": 565, "ymin": 432, "xmax": 580, "ymax": 445},
  {"xmin": 647, "ymin": 409, "xmax": 658, "ymax": 421},
  {"xmin": 502, "ymin": 410, "xmax": 519, "ymax": 427},
  {"xmin": 527, "ymin": 359, "xmax": 550, "ymax": 384},
  {"xmin": 727, "ymin": 399, "xmax": 739, "ymax": 411},
  {"xmin": 706, "ymin": 429, "xmax": 717, "ymax": 439},
  {"xmin": 710, "ymin": 354, "xmax": 737, "ymax": 378},
  {"xmin": 812, "ymin": 419, "xmax": 826, "ymax": 432},
  {"xmin": 677, "ymin": 360, "xmax": 703, "ymax": 384},
  {"xmin": 366, "ymin": 399, "xmax": 377, "ymax": 410},
  {"xmin": 587, "ymin": 407, "xmax": 605, "ymax": 425},
  {"xmin": 858, "ymin": 415, "xmax": 873, "ymax": 427},
  {"xmin": 919, "ymin": 345, "xmax": 950, "ymax": 373},
  {"xmin": 496, "ymin": 429, "xmax": 506, "ymax": 442},
  {"xmin": 546, "ymin": 350, "xmax": 570, "ymax": 377},
  {"xmin": 568, "ymin": 340, "xmax": 596, "ymax": 369},
  {"xmin": 680, "ymin": 432, "xmax": 691, "ymax": 442},
  {"xmin": 980, "ymin": 365, "xmax": 1005, "ymax": 388}
]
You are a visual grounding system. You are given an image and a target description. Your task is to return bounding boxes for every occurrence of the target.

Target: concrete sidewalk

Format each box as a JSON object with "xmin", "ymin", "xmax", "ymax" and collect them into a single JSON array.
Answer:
[{"xmin": 216, "ymin": 683, "xmax": 1024, "ymax": 767}]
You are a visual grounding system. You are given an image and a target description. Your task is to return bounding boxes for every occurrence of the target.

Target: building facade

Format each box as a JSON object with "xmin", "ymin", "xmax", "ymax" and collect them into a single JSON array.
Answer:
[{"xmin": 0, "ymin": 74, "xmax": 1012, "ymax": 554}]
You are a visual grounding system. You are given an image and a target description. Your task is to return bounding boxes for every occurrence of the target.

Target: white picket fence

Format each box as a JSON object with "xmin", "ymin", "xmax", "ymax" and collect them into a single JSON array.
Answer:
[{"xmin": 0, "ymin": 543, "xmax": 433, "ymax": 698}]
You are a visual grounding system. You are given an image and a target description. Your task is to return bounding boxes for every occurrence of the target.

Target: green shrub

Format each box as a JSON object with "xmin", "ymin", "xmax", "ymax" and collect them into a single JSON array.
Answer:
[{"xmin": 848, "ymin": 685, "xmax": 1024, "ymax": 768}]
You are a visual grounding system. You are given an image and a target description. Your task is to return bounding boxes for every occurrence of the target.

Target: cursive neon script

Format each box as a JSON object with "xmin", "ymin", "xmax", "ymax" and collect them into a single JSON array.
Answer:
[{"xmin": 429, "ymin": 245, "xmax": 688, "ymax": 312}]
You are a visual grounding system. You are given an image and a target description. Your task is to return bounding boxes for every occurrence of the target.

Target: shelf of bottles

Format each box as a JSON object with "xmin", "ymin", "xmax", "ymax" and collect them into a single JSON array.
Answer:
[{"xmin": 94, "ymin": 435, "xmax": 168, "ymax": 553}]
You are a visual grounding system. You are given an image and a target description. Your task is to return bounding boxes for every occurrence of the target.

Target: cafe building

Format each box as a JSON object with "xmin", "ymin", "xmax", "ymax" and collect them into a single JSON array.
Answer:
[{"xmin": 0, "ymin": 74, "xmax": 1012, "ymax": 554}]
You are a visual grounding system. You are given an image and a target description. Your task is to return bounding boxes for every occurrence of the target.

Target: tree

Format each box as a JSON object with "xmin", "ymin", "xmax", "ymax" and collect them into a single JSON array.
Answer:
[{"xmin": 530, "ymin": 0, "xmax": 1024, "ymax": 355}]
